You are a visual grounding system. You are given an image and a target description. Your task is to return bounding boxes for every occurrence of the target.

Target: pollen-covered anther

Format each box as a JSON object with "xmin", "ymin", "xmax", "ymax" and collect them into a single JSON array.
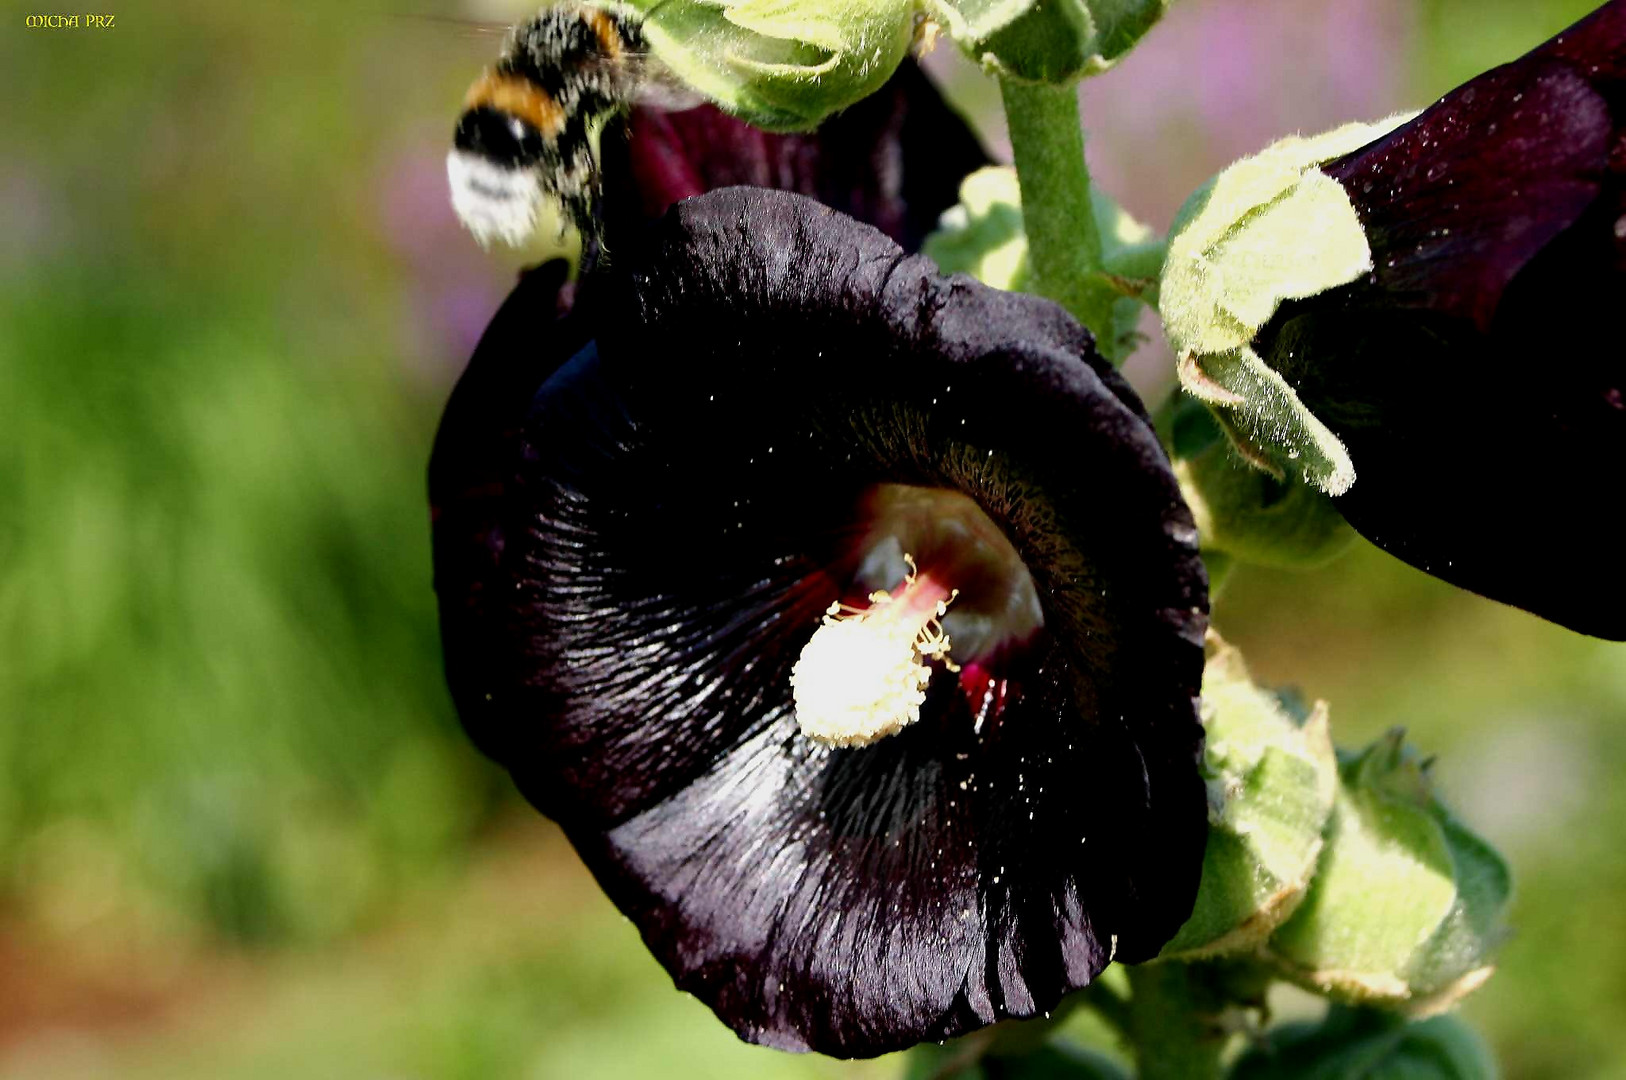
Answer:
[{"xmin": 791, "ymin": 555, "xmax": 960, "ymax": 749}]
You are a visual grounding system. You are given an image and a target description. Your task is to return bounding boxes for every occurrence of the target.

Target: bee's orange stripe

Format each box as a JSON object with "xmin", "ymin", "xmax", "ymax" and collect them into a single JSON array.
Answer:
[
  {"xmin": 463, "ymin": 71, "xmax": 566, "ymax": 138},
  {"xmin": 582, "ymin": 6, "xmax": 625, "ymax": 60}
]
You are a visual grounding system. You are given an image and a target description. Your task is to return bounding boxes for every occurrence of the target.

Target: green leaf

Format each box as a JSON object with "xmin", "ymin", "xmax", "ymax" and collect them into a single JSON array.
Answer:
[
  {"xmin": 1094, "ymin": 190, "xmax": 1164, "ymax": 282},
  {"xmin": 924, "ymin": 166, "xmax": 1034, "ymax": 292},
  {"xmin": 1231, "ymin": 1007, "xmax": 1498, "ymax": 1080},
  {"xmin": 923, "ymin": 166, "xmax": 1164, "ymax": 356}
]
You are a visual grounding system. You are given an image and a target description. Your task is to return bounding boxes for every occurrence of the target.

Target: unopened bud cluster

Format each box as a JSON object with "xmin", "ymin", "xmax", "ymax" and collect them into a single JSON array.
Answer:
[
  {"xmin": 1158, "ymin": 640, "xmax": 1510, "ymax": 1023},
  {"xmin": 1159, "ymin": 633, "xmax": 1337, "ymax": 959},
  {"xmin": 1267, "ymin": 729, "xmax": 1511, "ymax": 1014}
]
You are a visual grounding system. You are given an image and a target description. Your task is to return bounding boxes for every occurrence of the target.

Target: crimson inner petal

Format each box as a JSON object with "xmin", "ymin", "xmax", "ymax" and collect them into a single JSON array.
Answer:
[
  {"xmin": 801, "ymin": 483, "xmax": 1044, "ymax": 739},
  {"xmin": 844, "ymin": 483, "xmax": 1045, "ymax": 666}
]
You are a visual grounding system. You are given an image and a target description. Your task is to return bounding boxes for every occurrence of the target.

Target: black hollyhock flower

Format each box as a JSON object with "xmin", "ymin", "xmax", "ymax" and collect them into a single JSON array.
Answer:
[
  {"xmin": 599, "ymin": 60, "xmax": 989, "ymax": 252},
  {"xmin": 1254, "ymin": 0, "xmax": 1626, "ymax": 639},
  {"xmin": 429, "ymin": 188, "xmax": 1208, "ymax": 1056}
]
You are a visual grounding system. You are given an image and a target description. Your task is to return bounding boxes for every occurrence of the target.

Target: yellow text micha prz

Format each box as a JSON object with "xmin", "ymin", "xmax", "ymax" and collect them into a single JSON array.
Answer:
[{"xmin": 24, "ymin": 13, "xmax": 115, "ymax": 28}]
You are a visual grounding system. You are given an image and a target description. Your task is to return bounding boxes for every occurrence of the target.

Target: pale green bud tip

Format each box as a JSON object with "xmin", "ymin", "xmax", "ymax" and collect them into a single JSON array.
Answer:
[
  {"xmin": 930, "ymin": 0, "xmax": 1168, "ymax": 83},
  {"xmin": 632, "ymin": 0, "xmax": 919, "ymax": 131},
  {"xmin": 1266, "ymin": 729, "xmax": 1512, "ymax": 1014},
  {"xmin": 1158, "ymin": 115, "xmax": 1415, "ymax": 496},
  {"xmin": 1233, "ymin": 1007, "xmax": 1497, "ymax": 1080},
  {"xmin": 1158, "ymin": 632, "xmax": 1337, "ymax": 960}
]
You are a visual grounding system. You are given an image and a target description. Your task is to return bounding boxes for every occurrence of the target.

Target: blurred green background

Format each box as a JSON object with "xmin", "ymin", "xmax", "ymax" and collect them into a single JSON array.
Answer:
[{"xmin": 1, "ymin": 1, "xmax": 1619, "ymax": 1076}]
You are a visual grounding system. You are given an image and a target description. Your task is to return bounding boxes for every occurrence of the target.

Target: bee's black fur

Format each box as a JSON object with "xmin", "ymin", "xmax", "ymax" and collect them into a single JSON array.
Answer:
[
  {"xmin": 505, "ymin": 5, "xmax": 645, "ymax": 115},
  {"xmin": 452, "ymin": 4, "xmax": 647, "ymax": 246},
  {"xmin": 454, "ymin": 106, "xmax": 549, "ymax": 168}
]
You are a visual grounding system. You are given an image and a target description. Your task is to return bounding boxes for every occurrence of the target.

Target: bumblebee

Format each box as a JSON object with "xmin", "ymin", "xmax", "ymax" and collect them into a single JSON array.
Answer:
[{"xmin": 446, "ymin": 2, "xmax": 656, "ymax": 248}]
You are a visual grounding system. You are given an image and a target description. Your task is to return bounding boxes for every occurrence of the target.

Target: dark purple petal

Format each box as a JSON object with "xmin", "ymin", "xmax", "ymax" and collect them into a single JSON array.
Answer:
[
  {"xmin": 600, "ymin": 62, "xmax": 988, "ymax": 251},
  {"xmin": 1256, "ymin": 0, "xmax": 1626, "ymax": 640},
  {"xmin": 430, "ymin": 189, "xmax": 1208, "ymax": 1056},
  {"xmin": 429, "ymin": 257, "xmax": 586, "ymax": 762}
]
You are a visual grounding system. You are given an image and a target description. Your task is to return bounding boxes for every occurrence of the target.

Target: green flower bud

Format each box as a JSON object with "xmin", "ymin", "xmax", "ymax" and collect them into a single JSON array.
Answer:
[
  {"xmin": 929, "ymin": 0, "xmax": 1168, "ymax": 83},
  {"xmin": 1158, "ymin": 115, "xmax": 1414, "ymax": 496},
  {"xmin": 1267, "ymin": 730, "xmax": 1511, "ymax": 1014},
  {"xmin": 924, "ymin": 166, "xmax": 1162, "ymax": 356},
  {"xmin": 1231, "ymin": 1006, "xmax": 1496, "ymax": 1080},
  {"xmin": 1159, "ymin": 633, "xmax": 1337, "ymax": 960},
  {"xmin": 632, "ymin": 0, "xmax": 919, "ymax": 131},
  {"xmin": 1166, "ymin": 396, "xmax": 1356, "ymax": 570}
]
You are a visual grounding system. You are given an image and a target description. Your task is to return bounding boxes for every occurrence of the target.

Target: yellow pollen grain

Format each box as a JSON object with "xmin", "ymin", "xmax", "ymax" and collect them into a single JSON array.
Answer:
[{"xmin": 791, "ymin": 555, "xmax": 959, "ymax": 749}]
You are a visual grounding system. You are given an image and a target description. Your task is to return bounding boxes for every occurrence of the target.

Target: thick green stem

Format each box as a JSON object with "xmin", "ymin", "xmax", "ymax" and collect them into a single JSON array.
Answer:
[
  {"xmin": 999, "ymin": 78, "xmax": 1121, "ymax": 358},
  {"xmin": 1125, "ymin": 963, "xmax": 1229, "ymax": 1080}
]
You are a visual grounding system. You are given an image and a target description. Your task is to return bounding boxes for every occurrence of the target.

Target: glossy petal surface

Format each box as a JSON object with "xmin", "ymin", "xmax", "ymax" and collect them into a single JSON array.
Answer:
[
  {"xmin": 431, "ymin": 189, "xmax": 1207, "ymax": 1055},
  {"xmin": 601, "ymin": 62, "xmax": 988, "ymax": 251},
  {"xmin": 1258, "ymin": 1, "xmax": 1626, "ymax": 639}
]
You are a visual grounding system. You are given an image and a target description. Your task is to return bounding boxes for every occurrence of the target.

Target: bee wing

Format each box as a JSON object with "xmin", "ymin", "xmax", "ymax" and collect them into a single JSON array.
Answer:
[
  {"xmin": 636, "ymin": 66, "xmax": 707, "ymax": 112},
  {"xmin": 390, "ymin": 12, "xmax": 513, "ymax": 38}
]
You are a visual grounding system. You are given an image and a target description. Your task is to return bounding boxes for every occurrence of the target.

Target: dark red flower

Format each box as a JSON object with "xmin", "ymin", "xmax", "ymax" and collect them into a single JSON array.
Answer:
[
  {"xmin": 429, "ymin": 188, "xmax": 1208, "ymax": 1056},
  {"xmin": 600, "ymin": 61, "xmax": 988, "ymax": 251},
  {"xmin": 1256, "ymin": 0, "xmax": 1626, "ymax": 638}
]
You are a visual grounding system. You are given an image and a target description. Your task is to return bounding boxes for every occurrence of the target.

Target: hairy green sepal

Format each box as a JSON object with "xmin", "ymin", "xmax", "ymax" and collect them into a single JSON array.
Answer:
[
  {"xmin": 633, "ymin": 0, "xmax": 918, "ymax": 130},
  {"xmin": 1159, "ymin": 116, "xmax": 1414, "ymax": 496},
  {"xmin": 1266, "ymin": 730, "xmax": 1512, "ymax": 1014},
  {"xmin": 1159, "ymin": 634, "xmax": 1337, "ymax": 960},
  {"xmin": 928, "ymin": 0, "xmax": 1167, "ymax": 82},
  {"xmin": 924, "ymin": 166, "xmax": 1163, "ymax": 357},
  {"xmin": 1165, "ymin": 396, "xmax": 1356, "ymax": 569}
]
